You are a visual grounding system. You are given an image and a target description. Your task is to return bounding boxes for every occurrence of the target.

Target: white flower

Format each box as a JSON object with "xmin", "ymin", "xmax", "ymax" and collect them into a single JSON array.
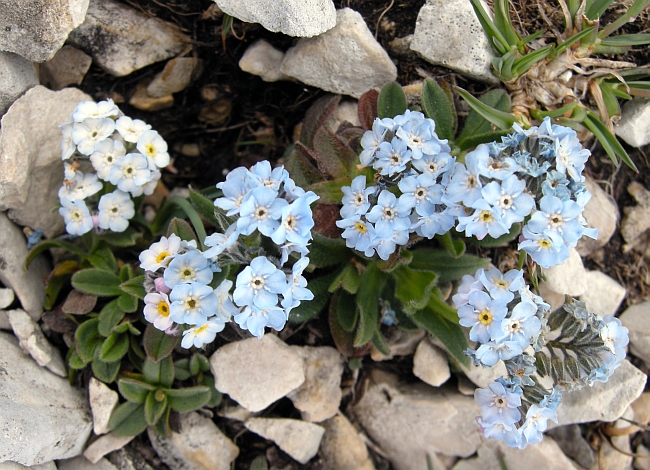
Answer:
[
  {"xmin": 141, "ymin": 169, "xmax": 161, "ymax": 196},
  {"xmin": 90, "ymin": 139, "xmax": 126, "ymax": 180},
  {"xmin": 71, "ymin": 118, "xmax": 116, "ymax": 155},
  {"xmin": 143, "ymin": 292, "xmax": 174, "ymax": 331},
  {"xmin": 72, "ymin": 99, "xmax": 120, "ymax": 122},
  {"xmin": 60, "ymin": 123, "xmax": 75, "ymax": 160},
  {"xmin": 181, "ymin": 319, "xmax": 225, "ymax": 349},
  {"xmin": 97, "ymin": 190, "xmax": 135, "ymax": 232},
  {"xmin": 108, "ymin": 152, "xmax": 152, "ymax": 195},
  {"xmin": 58, "ymin": 172, "xmax": 103, "ymax": 201},
  {"xmin": 137, "ymin": 130, "xmax": 170, "ymax": 169},
  {"xmin": 115, "ymin": 116, "xmax": 151, "ymax": 143},
  {"xmin": 59, "ymin": 198, "xmax": 94, "ymax": 235},
  {"xmin": 139, "ymin": 234, "xmax": 182, "ymax": 271}
]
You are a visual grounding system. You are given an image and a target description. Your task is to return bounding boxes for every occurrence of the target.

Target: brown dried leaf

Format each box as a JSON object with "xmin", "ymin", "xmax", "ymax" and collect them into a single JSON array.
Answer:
[{"xmin": 61, "ymin": 289, "xmax": 97, "ymax": 315}]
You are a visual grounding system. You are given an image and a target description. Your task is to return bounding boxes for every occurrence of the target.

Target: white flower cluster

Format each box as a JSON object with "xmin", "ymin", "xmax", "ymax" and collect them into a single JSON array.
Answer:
[{"xmin": 58, "ymin": 100, "xmax": 170, "ymax": 235}]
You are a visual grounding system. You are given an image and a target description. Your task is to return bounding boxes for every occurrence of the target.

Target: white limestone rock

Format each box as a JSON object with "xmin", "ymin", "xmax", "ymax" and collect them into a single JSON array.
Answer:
[
  {"xmin": 67, "ymin": 0, "xmax": 189, "ymax": 77},
  {"xmin": 452, "ymin": 436, "xmax": 579, "ymax": 470},
  {"xmin": 320, "ymin": 414, "xmax": 375, "ymax": 470},
  {"xmin": 210, "ymin": 334, "xmax": 305, "ymax": 412},
  {"xmin": 0, "ymin": 213, "xmax": 51, "ymax": 320},
  {"xmin": 239, "ymin": 40, "xmax": 290, "ymax": 83},
  {"xmin": 89, "ymin": 378, "xmax": 119, "ymax": 435},
  {"xmin": 105, "ymin": 447, "xmax": 154, "ymax": 470},
  {"xmin": 244, "ymin": 418, "xmax": 325, "ymax": 465},
  {"xmin": 83, "ymin": 434, "xmax": 134, "ymax": 465},
  {"xmin": 147, "ymin": 58, "xmax": 197, "ymax": 98},
  {"xmin": 576, "ymin": 177, "xmax": 619, "ymax": 257},
  {"xmin": 621, "ymin": 301, "xmax": 650, "ymax": 366},
  {"xmin": 540, "ymin": 247, "xmax": 588, "ymax": 296},
  {"xmin": 615, "ymin": 98, "xmax": 650, "ymax": 148},
  {"xmin": 552, "ymin": 360, "xmax": 646, "ymax": 427},
  {"xmin": 410, "ymin": 0, "xmax": 497, "ymax": 84},
  {"xmin": 546, "ymin": 424, "xmax": 595, "ymax": 469},
  {"xmin": 370, "ymin": 329, "xmax": 425, "ymax": 361},
  {"xmin": 579, "ymin": 270, "xmax": 626, "ymax": 318},
  {"xmin": 40, "ymin": 46, "xmax": 92, "ymax": 91},
  {"xmin": 280, "ymin": 8, "xmax": 398, "ymax": 98},
  {"xmin": 621, "ymin": 182, "xmax": 650, "ymax": 250},
  {"xmin": 0, "ymin": 0, "xmax": 89, "ymax": 62},
  {"xmin": 0, "ymin": 332, "xmax": 92, "ymax": 465},
  {"xmin": 0, "ymin": 288, "xmax": 14, "ymax": 309},
  {"xmin": 325, "ymin": 101, "xmax": 361, "ymax": 133},
  {"xmin": 7, "ymin": 309, "xmax": 66, "ymax": 377},
  {"xmin": 460, "ymin": 357, "xmax": 507, "ymax": 389},
  {"xmin": 587, "ymin": 407, "xmax": 633, "ymax": 470},
  {"xmin": 58, "ymin": 456, "xmax": 117, "ymax": 470},
  {"xmin": 0, "ymin": 52, "xmax": 38, "ymax": 116},
  {"xmin": 0, "ymin": 462, "xmax": 57, "ymax": 470},
  {"xmin": 287, "ymin": 345, "xmax": 344, "ymax": 422},
  {"xmin": 147, "ymin": 412, "xmax": 238, "ymax": 470},
  {"xmin": 413, "ymin": 339, "xmax": 451, "ymax": 387},
  {"xmin": 353, "ymin": 371, "xmax": 481, "ymax": 469},
  {"xmin": 0, "ymin": 86, "xmax": 92, "ymax": 237},
  {"xmin": 214, "ymin": 0, "xmax": 336, "ymax": 37}
]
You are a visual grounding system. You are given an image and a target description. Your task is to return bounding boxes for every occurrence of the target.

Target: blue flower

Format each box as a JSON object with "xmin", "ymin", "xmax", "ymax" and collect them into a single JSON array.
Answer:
[
  {"xmin": 411, "ymin": 149, "xmax": 454, "ymax": 183},
  {"xmin": 457, "ymin": 199, "xmax": 509, "ymax": 240},
  {"xmin": 599, "ymin": 315, "xmax": 629, "ymax": 361},
  {"xmin": 552, "ymin": 129, "xmax": 590, "ymax": 181},
  {"xmin": 169, "ymin": 282, "xmax": 218, "ymax": 325},
  {"xmin": 97, "ymin": 190, "xmax": 135, "ymax": 232},
  {"xmin": 478, "ymin": 268, "xmax": 524, "ymax": 303},
  {"xmin": 398, "ymin": 174, "xmax": 442, "ymax": 216},
  {"xmin": 336, "ymin": 216, "xmax": 377, "ymax": 256},
  {"xmin": 237, "ymin": 186, "xmax": 287, "ymax": 236},
  {"xmin": 526, "ymin": 195, "xmax": 586, "ymax": 247},
  {"xmin": 233, "ymin": 256, "xmax": 287, "ymax": 309},
  {"xmin": 498, "ymin": 301, "xmax": 542, "ymax": 349},
  {"xmin": 164, "ymin": 249, "xmax": 213, "ymax": 289},
  {"xmin": 475, "ymin": 339, "xmax": 523, "ymax": 366},
  {"xmin": 59, "ymin": 198, "xmax": 94, "ymax": 236},
  {"xmin": 365, "ymin": 190, "xmax": 412, "ymax": 238},
  {"xmin": 215, "ymin": 167, "xmax": 251, "ymax": 216},
  {"xmin": 359, "ymin": 119, "xmax": 390, "ymax": 165},
  {"xmin": 281, "ymin": 257, "xmax": 313, "ymax": 309},
  {"xmin": 481, "ymin": 175, "xmax": 535, "ymax": 227},
  {"xmin": 541, "ymin": 170, "xmax": 571, "ymax": 200},
  {"xmin": 271, "ymin": 192, "xmax": 318, "ymax": 247},
  {"xmin": 505, "ymin": 355, "xmax": 537, "ymax": 388},
  {"xmin": 394, "ymin": 111, "xmax": 439, "ymax": 159},
  {"xmin": 246, "ymin": 160, "xmax": 288, "ymax": 191},
  {"xmin": 457, "ymin": 291, "xmax": 508, "ymax": 343},
  {"xmin": 234, "ymin": 305, "xmax": 287, "ymax": 338},
  {"xmin": 181, "ymin": 319, "xmax": 225, "ymax": 348},
  {"xmin": 518, "ymin": 226, "xmax": 570, "ymax": 268},
  {"xmin": 413, "ymin": 209, "xmax": 456, "ymax": 238},
  {"xmin": 373, "ymin": 230, "xmax": 410, "ymax": 260},
  {"xmin": 446, "ymin": 146, "xmax": 487, "ymax": 205},
  {"xmin": 341, "ymin": 175, "xmax": 376, "ymax": 219},
  {"xmin": 475, "ymin": 380, "xmax": 522, "ymax": 426},
  {"xmin": 202, "ymin": 224, "xmax": 239, "ymax": 260},
  {"xmin": 519, "ymin": 404, "xmax": 557, "ymax": 446},
  {"xmin": 373, "ymin": 137, "xmax": 413, "ymax": 176}
]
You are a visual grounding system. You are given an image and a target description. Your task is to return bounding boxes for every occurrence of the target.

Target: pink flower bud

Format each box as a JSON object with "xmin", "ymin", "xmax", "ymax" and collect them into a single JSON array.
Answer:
[{"xmin": 154, "ymin": 276, "xmax": 171, "ymax": 294}]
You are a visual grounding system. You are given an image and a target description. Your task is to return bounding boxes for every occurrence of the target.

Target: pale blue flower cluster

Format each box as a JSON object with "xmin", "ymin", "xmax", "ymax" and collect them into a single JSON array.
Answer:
[
  {"xmin": 449, "ymin": 117, "xmax": 596, "ymax": 267},
  {"xmin": 339, "ymin": 111, "xmax": 456, "ymax": 259},
  {"xmin": 455, "ymin": 267, "xmax": 629, "ymax": 449},
  {"xmin": 140, "ymin": 162, "xmax": 318, "ymax": 344},
  {"xmin": 58, "ymin": 100, "xmax": 169, "ymax": 235}
]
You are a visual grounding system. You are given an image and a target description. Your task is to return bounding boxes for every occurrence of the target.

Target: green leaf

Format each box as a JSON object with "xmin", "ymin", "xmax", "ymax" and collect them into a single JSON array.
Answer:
[
  {"xmin": 336, "ymin": 290, "xmax": 359, "ymax": 332},
  {"xmin": 288, "ymin": 271, "xmax": 337, "ymax": 323},
  {"xmin": 456, "ymin": 89, "xmax": 511, "ymax": 148},
  {"xmin": 554, "ymin": 27, "xmax": 597, "ymax": 56},
  {"xmin": 328, "ymin": 294, "xmax": 357, "ymax": 357},
  {"xmin": 598, "ymin": 81, "xmax": 622, "ymax": 118},
  {"xmin": 143, "ymin": 356, "xmax": 174, "ymax": 387},
  {"xmin": 117, "ymin": 293, "xmax": 138, "ymax": 313},
  {"xmin": 371, "ymin": 328, "xmax": 390, "ymax": 356},
  {"xmin": 586, "ymin": 0, "xmax": 615, "ymax": 19},
  {"xmin": 109, "ymin": 402, "xmax": 148, "ymax": 437},
  {"xmin": 25, "ymin": 239, "xmax": 87, "ymax": 269},
  {"xmin": 166, "ymin": 217, "xmax": 199, "ymax": 245},
  {"xmin": 96, "ymin": 227, "xmax": 142, "ymax": 248},
  {"xmin": 174, "ymin": 359, "xmax": 192, "ymax": 381},
  {"xmin": 599, "ymin": 0, "xmax": 650, "ymax": 39},
  {"xmin": 392, "ymin": 265, "xmax": 438, "ymax": 315},
  {"xmin": 421, "ymin": 79, "xmax": 456, "ymax": 140},
  {"xmin": 143, "ymin": 324, "xmax": 179, "ymax": 362},
  {"xmin": 188, "ymin": 187, "xmax": 221, "ymax": 228},
  {"xmin": 456, "ymin": 130, "xmax": 511, "ymax": 151},
  {"xmin": 583, "ymin": 112, "xmax": 637, "ymax": 171},
  {"xmin": 300, "ymin": 94, "xmax": 341, "ymax": 149},
  {"xmin": 118, "ymin": 378, "xmax": 156, "ymax": 403},
  {"xmin": 435, "ymin": 232, "xmax": 465, "ymax": 258},
  {"xmin": 144, "ymin": 390, "xmax": 167, "ymax": 425},
  {"xmin": 377, "ymin": 82, "xmax": 407, "ymax": 119},
  {"xmin": 198, "ymin": 374, "xmax": 223, "ymax": 407},
  {"xmin": 72, "ymin": 269, "xmax": 123, "ymax": 297},
  {"xmin": 329, "ymin": 264, "xmax": 361, "ymax": 294},
  {"xmin": 250, "ymin": 456, "xmax": 269, "ymax": 470},
  {"xmin": 455, "ymin": 87, "xmax": 515, "ymax": 131},
  {"xmin": 44, "ymin": 260, "xmax": 80, "ymax": 310},
  {"xmin": 598, "ymin": 33, "xmax": 650, "ymax": 47},
  {"xmin": 493, "ymin": 0, "xmax": 521, "ymax": 48},
  {"xmin": 100, "ymin": 331, "xmax": 130, "ymax": 362},
  {"xmin": 469, "ymin": 222, "xmax": 521, "ymax": 247},
  {"xmin": 283, "ymin": 144, "xmax": 323, "ymax": 189},
  {"xmin": 312, "ymin": 127, "xmax": 356, "ymax": 178},
  {"xmin": 87, "ymin": 246, "xmax": 118, "ymax": 273},
  {"xmin": 190, "ymin": 354, "xmax": 201, "ymax": 376},
  {"xmin": 68, "ymin": 347, "xmax": 86, "ymax": 369},
  {"xmin": 354, "ymin": 262, "xmax": 388, "ymax": 347},
  {"xmin": 307, "ymin": 177, "xmax": 347, "ymax": 204},
  {"xmin": 530, "ymin": 101, "xmax": 579, "ymax": 120},
  {"xmin": 120, "ymin": 276, "xmax": 146, "ymax": 300},
  {"xmin": 469, "ymin": 0, "xmax": 509, "ymax": 55},
  {"xmin": 409, "ymin": 248, "xmax": 490, "ymax": 283},
  {"xmin": 75, "ymin": 318, "xmax": 103, "ymax": 363},
  {"xmin": 92, "ymin": 347, "xmax": 121, "ymax": 383},
  {"xmin": 165, "ymin": 386, "xmax": 211, "ymax": 412},
  {"xmin": 427, "ymin": 287, "xmax": 461, "ymax": 324},
  {"xmin": 119, "ymin": 265, "xmax": 132, "ymax": 283},
  {"xmin": 168, "ymin": 196, "xmax": 208, "ymax": 250},
  {"xmin": 512, "ymin": 45, "xmax": 553, "ymax": 76},
  {"xmin": 411, "ymin": 304, "xmax": 470, "ymax": 367},
  {"xmin": 306, "ymin": 233, "xmax": 351, "ymax": 268}
]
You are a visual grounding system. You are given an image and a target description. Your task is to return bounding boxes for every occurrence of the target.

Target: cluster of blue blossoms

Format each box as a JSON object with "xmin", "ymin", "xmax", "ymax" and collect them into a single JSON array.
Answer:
[
  {"xmin": 453, "ymin": 268, "xmax": 629, "ymax": 448},
  {"xmin": 338, "ymin": 110, "xmax": 456, "ymax": 259},
  {"xmin": 343, "ymin": 113, "xmax": 596, "ymax": 267},
  {"xmin": 58, "ymin": 100, "xmax": 169, "ymax": 235},
  {"xmin": 140, "ymin": 162, "xmax": 318, "ymax": 345}
]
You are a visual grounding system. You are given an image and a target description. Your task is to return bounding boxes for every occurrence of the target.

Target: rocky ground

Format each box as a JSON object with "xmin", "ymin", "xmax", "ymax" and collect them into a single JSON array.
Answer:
[{"xmin": 2, "ymin": 0, "xmax": 650, "ymax": 469}]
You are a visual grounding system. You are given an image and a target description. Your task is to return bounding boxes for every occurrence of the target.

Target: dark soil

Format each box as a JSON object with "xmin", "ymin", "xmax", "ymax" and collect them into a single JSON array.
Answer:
[{"xmin": 73, "ymin": 0, "xmax": 650, "ymax": 468}]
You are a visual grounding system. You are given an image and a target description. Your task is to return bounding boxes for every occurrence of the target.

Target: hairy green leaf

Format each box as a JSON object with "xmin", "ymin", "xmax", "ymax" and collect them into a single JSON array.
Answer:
[
  {"xmin": 165, "ymin": 386, "xmax": 211, "ymax": 412},
  {"xmin": 72, "ymin": 269, "xmax": 123, "ymax": 297},
  {"xmin": 411, "ymin": 304, "xmax": 469, "ymax": 367},
  {"xmin": 409, "ymin": 248, "xmax": 490, "ymax": 283},
  {"xmin": 75, "ymin": 318, "xmax": 103, "ymax": 363},
  {"xmin": 355, "ymin": 262, "xmax": 388, "ymax": 347},
  {"xmin": 144, "ymin": 390, "xmax": 167, "ymax": 425},
  {"xmin": 109, "ymin": 402, "xmax": 148, "ymax": 437},
  {"xmin": 421, "ymin": 79, "xmax": 456, "ymax": 140},
  {"xmin": 377, "ymin": 82, "xmax": 407, "ymax": 119},
  {"xmin": 143, "ymin": 324, "xmax": 179, "ymax": 362},
  {"xmin": 118, "ymin": 378, "xmax": 156, "ymax": 403}
]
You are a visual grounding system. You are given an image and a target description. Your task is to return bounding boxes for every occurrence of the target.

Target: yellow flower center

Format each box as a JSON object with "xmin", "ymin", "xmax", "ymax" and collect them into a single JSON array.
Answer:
[
  {"xmin": 538, "ymin": 239, "xmax": 552, "ymax": 248},
  {"xmin": 155, "ymin": 251, "xmax": 170, "ymax": 263},
  {"xmin": 355, "ymin": 221, "xmax": 367, "ymax": 233},
  {"xmin": 479, "ymin": 210, "xmax": 493, "ymax": 223},
  {"xmin": 157, "ymin": 301, "xmax": 170, "ymax": 317},
  {"xmin": 479, "ymin": 310, "xmax": 492, "ymax": 325},
  {"xmin": 194, "ymin": 323, "xmax": 209, "ymax": 334},
  {"xmin": 145, "ymin": 143, "xmax": 156, "ymax": 157}
]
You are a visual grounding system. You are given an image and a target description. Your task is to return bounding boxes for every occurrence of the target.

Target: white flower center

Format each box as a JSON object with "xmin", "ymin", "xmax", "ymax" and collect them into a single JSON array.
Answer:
[{"xmin": 251, "ymin": 275, "xmax": 265, "ymax": 290}]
